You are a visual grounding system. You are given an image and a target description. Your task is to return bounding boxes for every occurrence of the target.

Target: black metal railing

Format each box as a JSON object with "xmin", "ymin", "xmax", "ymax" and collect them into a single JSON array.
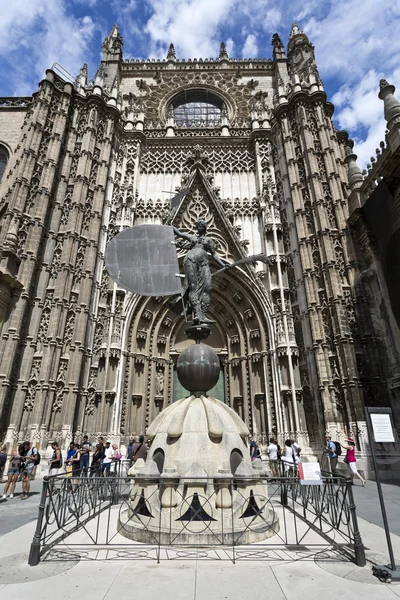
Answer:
[{"xmin": 28, "ymin": 470, "xmax": 365, "ymax": 567}]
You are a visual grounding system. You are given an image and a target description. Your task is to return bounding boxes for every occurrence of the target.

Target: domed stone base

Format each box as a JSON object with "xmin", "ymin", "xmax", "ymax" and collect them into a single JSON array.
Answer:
[{"xmin": 117, "ymin": 393, "xmax": 280, "ymax": 546}]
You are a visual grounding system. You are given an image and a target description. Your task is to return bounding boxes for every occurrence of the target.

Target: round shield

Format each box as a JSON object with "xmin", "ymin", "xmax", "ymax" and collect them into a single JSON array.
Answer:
[{"xmin": 105, "ymin": 224, "xmax": 183, "ymax": 296}]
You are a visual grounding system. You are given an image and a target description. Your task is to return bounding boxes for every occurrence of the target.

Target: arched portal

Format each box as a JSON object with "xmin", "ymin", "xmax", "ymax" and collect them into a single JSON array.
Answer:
[{"xmin": 117, "ymin": 266, "xmax": 279, "ymax": 439}]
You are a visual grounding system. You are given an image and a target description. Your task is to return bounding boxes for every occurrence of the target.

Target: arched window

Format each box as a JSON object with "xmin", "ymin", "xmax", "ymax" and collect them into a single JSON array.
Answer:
[
  {"xmin": 0, "ymin": 146, "xmax": 9, "ymax": 184},
  {"xmin": 170, "ymin": 89, "xmax": 225, "ymax": 127}
]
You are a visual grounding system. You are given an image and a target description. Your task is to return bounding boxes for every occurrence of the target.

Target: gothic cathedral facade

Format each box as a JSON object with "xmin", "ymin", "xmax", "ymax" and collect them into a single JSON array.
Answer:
[{"xmin": 1, "ymin": 25, "xmax": 399, "ymax": 471}]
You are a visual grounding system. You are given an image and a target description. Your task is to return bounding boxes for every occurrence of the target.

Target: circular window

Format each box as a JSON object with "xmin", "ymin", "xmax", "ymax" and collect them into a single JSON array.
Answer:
[{"xmin": 170, "ymin": 89, "xmax": 225, "ymax": 127}]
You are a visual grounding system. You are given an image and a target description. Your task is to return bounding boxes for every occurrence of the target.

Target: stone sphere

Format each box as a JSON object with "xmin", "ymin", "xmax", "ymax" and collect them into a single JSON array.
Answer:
[{"xmin": 176, "ymin": 343, "xmax": 220, "ymax": 393}]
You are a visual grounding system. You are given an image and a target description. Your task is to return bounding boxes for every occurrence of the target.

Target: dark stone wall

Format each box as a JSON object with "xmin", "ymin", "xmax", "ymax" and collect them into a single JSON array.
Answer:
[{"xmin": 363, "ymin": 180, "xmax": 400, "ymax": 329}]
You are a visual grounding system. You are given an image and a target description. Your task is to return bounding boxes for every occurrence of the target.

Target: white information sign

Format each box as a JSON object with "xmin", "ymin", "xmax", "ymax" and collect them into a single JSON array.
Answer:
[
  {"xmin": 299, "ymin": 462, "xmax": 322, "ymax": 485},
  {"xmin": 371, "ymin": 413, "xmax": 395, "ymax": 443}
]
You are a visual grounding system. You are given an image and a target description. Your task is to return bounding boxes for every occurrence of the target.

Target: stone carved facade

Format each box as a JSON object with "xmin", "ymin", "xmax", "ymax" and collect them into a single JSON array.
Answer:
[{"xmin": 0, "ymin": 24, "xmax": 399, "ymax": 473}]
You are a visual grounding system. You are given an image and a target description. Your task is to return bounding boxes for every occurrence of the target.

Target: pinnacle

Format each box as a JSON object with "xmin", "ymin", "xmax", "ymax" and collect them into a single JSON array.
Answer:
[
  {"xmin": 167, "ymin": 43, "xmax": 176, "ymax": 60},
  {"xmin": 219, "ymin": 42, "xmax": 228, "ymax": 60}
]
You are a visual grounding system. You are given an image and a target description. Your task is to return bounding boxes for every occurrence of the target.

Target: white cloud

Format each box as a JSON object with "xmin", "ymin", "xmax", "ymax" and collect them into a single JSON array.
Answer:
[
  {"xmin": 0, "ymin": 0, "xmax": 98, "ymax": 95},
  {"xmin": 72, "ymin": 0, "xmax": 99, "ymax": 6},
  {"xmin": 333, "ymin": 68, "xmax": 400, "ymax": 168},
  {"xmin": 226, "ymin": 38, "xmax": 235, "ymax": 57},
  {"xmin": 264, "ymin": 8, "xmax": 282, "ymax": 29},
  {"xmin": 1, "ymin": 0, "xmax": 400, "ymax": 167},
  {"xmin": 242, "ymin": 34, "xmax": 258, "ymax": 58},
  {"xmin": 144, "ymin": 0, "xmax": 234, "ymax": 58},
  {"xmin": 303, "ymin": 0, "xmax": 400, "ymax": 82}
]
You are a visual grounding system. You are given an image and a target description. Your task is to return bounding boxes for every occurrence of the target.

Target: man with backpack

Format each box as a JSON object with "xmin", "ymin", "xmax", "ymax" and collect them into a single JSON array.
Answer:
[
  {"xmin": 326, "ymin": 434, "xmax": 340, "ymax": 477},
  {"xmin": 21, "ymin": 441, "xmax": 40, "ymax": 500}
]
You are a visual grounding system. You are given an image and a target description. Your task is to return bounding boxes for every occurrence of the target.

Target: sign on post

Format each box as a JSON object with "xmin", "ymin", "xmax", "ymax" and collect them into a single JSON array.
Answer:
[{"xmin": 370, "ymin": 413, "xmax": 395, "ymax": 443}]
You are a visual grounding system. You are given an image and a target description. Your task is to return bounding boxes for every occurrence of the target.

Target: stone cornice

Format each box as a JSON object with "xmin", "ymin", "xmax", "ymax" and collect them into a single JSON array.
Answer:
[{"xmin": 121, "ymin": 58, "xmax": 274, "ymax": 73}]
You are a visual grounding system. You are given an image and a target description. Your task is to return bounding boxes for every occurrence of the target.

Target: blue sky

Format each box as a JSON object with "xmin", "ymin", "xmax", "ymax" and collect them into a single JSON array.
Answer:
[{"xmin": 1, "ymin": 0, "xmax": 400, "ymax": 167}]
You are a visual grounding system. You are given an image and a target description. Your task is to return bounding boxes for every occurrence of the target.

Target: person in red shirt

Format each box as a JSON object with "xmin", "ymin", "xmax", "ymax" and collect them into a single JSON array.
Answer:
[{"xmin": 341, "ymin": 438, "xmax": 365, "ymax": 486}]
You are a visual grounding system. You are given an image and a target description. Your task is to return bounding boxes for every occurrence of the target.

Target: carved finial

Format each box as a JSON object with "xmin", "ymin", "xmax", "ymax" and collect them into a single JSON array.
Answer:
[
  {"xmin": 219, "ymin": 42, "xmax": 228, "ymax": 60},
  {"xmin": 80, "ymin": 63, "xmax": 88, "ymax": 78},
  {"xmin": 289, "ymin": 22, "xmax": 303, "ymax": 38},
  {"xmin": 378, "ymin": 79, "xmax": 400, "ymax": 131},
  {"xmin": 167, "ymin": 43, "xmax": 176, "ymax": 60},
  {"xmin": 380, "ymin": 78, "xmax": 390, "ymax": 90},
  {"xmin": 343, "ymin": 138, "xmax": 363, "ymax": 191}
]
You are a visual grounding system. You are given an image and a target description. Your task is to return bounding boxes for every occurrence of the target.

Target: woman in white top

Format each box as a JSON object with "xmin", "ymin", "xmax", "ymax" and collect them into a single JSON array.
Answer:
[{"xmin": 283, "ymin": 439, "xmax": 298, "ymax": 476}]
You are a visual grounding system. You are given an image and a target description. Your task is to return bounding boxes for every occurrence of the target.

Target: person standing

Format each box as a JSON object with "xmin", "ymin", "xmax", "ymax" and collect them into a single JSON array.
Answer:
[
  {"xmin": 71, "ymin": 443, "xmax": 81, "ymax": 491},
  {"xmin": 130, "ymin": 436, "xmax": 147, "ymax": 466},
  {"xmin": 97, "ymin": 437, "xmax": 105, "ymax": 456},
  {"xmin": 79, "ymin": 435, "xmax": 92, "ymax": 475},
  {"xmin": 65, "ymin": 442, "xmax": 76, "ymax": 477},
  {"xmin": 110, "ymin": 444, "xmax": 122, "ymax": 475},
  {"xmin": 326, "ymin": 435, "xmax": 339, "ymax": 477},
  {"xmin": 267, "ymin": 438, "xmax": 279, "ymax": 478},
  {"xmin": 283, "ymin": 439, "xmax": 297, "ymax": 476},
  {"xmin": 341, "ymin": 438, "xmax": 365, "ymax": 486},
  {"xmin": 102, "ymin": 441, "xmax": 114, "ymax": 476},
  {"xmin": 291, "ymin": 439, "xmax": 302, "ymax": 464},
  {"xmin": 21, "ymin": 442, "xmax": 39, "ymax": 500},
  {"xmin": 48, "ymin": 442, "xmax": 62, "ymax": 493},
  {"xmin": 2, "ymin": 448, "xmax": 21, "ymax": 499},
  {"xmin": 90, "ymin": 443, "xmax": 104, "ymax": 476},
  {"xmin": 249, "ymin": 436, "xmax": 259, "ymax": 461},
  {"xmin": 0, "ymin": 444, "xmax": 7, "ymax": 481},
  {"xmin": 126, "ymin": 439, "xmax": 135, "ymax": 462}
]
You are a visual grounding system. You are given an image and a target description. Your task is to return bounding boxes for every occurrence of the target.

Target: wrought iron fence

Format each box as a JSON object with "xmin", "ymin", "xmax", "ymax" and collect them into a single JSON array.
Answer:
[{"xmin": 28, "ymin": 470, "xmax": 365, "ymax": 567}]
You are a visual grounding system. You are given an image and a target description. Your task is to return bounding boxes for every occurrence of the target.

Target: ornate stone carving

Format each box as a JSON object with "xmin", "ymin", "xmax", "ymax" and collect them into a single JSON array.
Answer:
[{"xmin": 140, "ymin": 143, "xmax": 255, "ymax": 175}]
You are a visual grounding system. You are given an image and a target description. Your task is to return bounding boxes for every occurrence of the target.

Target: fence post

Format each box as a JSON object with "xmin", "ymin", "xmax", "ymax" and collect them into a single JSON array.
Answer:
[
  {"xmin": 28, "ymin": 476, "xmax": 50, "ymax": 566},
  {"xmin": 281, "ymin": 479, "xmax": 288, "ymax": 506},
  {"xmin": 346, "ymin": 477, "xmax": 366, "ymax": 567}
]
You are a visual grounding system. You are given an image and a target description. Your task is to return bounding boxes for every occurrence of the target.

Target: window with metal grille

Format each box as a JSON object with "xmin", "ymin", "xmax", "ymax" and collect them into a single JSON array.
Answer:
[{"xmin": 171, "ymin": 89, "xmax": 224, "ymax": 127}]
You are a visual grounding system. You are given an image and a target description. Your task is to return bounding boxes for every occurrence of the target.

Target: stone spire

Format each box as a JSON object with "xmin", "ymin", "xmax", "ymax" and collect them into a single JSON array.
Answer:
[
  {"xmin": 378, "ymin": 79, "xmax": 400, "ymax": 131},
  {"xmin": 271, "ymin": 33, "xmax": 285, "ymax": 60},
  {"xmin": 167, "ymin": 43, "xmax": 176, "ymax": 61},
  {"xmin": 101, "ymin": 24, "xmax": 123, "ymax": 60},
  {"xmin": 219, "ymin": 42, "xmax": 229, "ymax": 60},
  {"xmin": 76, "ymin": 63, "xmax": 88, "ymax": 92},
  {"xmin": 344, "ymin": 138, "xmax": 363, "ymax": 190}
]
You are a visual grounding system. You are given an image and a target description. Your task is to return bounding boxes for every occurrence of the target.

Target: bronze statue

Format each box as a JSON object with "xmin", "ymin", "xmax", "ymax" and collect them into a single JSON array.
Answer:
[{"xmin": 173, "ymin": 219, "xmax": 228, "ymax": 324}]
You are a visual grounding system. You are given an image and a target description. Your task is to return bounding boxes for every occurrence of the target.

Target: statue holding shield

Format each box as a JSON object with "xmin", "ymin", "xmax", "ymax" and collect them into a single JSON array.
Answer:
[
  {"xmin": 105, "ymin": 216, "xmax": 269, "ymax": 327},
  {"xmin": 173, "ymin": 219, "xmax": 228, "ymax": 325}
]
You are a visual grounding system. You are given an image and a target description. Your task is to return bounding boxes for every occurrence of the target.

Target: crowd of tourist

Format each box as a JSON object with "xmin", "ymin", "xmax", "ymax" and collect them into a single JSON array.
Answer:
[
  {"xmin": 250, "ymin": 437, "xmax": 302, "ymax": 477},
  {"xmin": 0, "ymin": 435, "xmax": 150, "ymax": 500},
  {"xmin": 0, "ymin": 431, "xmax": 365, "ymax": 500},
  {"xmin": 251, "ymin": 434, "xmax": 366, "ymax": 485}
]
